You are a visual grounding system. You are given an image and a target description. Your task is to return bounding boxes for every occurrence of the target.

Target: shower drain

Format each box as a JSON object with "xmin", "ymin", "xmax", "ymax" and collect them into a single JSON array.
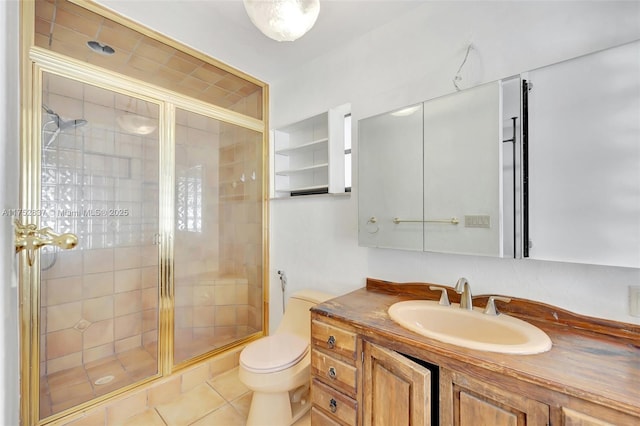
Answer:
[{"xmin": 94, "ymin": 375, "xmax": 115, "ymax": 386}]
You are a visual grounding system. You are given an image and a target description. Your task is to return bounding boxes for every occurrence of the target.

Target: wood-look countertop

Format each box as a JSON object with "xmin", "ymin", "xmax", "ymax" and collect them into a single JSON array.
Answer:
[{"xmin": 311, "ymin": 279, "xmax": 640, "ymax": 417}]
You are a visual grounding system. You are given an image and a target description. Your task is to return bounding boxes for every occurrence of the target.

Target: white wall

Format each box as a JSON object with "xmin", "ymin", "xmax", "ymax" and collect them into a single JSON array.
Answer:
[
  {"xmin": 269, "ymin": 1, "xmax": 640, "ymax": 330},
  {"xmin": 1, "ymin": 0, "xmax": 22, "ymax": 423}
]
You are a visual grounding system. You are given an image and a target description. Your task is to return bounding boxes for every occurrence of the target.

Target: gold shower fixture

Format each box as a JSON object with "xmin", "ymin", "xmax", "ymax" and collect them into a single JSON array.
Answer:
[{"xmin": 14, "ymin": 220, "xmax": 78, "ymax": 266}]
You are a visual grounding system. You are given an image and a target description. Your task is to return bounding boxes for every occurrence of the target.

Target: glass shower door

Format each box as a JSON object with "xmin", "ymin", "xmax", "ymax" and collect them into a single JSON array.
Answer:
[
  {"xmin": 38, "ymin": 72, "xmax": 160, "ymax": 418},
  {"xmin": 173, "ymin": 108, "xmax": 264, "ymax": 365}
]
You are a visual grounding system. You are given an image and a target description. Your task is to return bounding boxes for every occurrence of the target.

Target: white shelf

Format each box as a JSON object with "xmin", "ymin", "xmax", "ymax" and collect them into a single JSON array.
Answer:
[
  {"xmin": 271, "ymin": 104, "xmax": 351, "ymax": 198},
  {"xmin": 275, "ymin": 138, "xmax": 328, "ymax": 156},
  {"xmin": 275, "ymin": 184, "xmax": 329, "ymax": 193},
  {"xmin": 275, "ymin": 163, "xmax": 329, "ymax": 176}
]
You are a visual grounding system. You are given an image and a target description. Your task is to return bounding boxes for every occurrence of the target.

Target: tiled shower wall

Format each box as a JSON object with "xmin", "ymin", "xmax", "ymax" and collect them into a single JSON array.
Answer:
[
  {"xmin": 172, "ymin": 111, "xmax": 262, "ymax": 362},
  {"xmin": 218, "ymin": 123, "xmax": 263, "ymax": 334},
  {"xmin": 173, "ymin": 277, "xmax": 251, "ymax": 347},
  {"xmin": 40, "ymin": 246, "xmax": 159, "ymax": 375},
  {"xmin": 40, "ymin": 74, "xmax": 263, "ymax": 374},
  {"xmin": 40, "ymin": 73, "xmax": 160, "ymax": 375}
]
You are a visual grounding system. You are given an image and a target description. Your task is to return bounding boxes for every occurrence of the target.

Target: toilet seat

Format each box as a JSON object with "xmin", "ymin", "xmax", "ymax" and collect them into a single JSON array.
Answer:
[{"xmin": 240, "ymin": 333, "xmax": 309, "ymax": 373}]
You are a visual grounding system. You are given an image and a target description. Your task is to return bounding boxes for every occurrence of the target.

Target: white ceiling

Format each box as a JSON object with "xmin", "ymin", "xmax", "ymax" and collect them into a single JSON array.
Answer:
[{"xmin": 97, "ymin": 0, "xmax": 427, "ymax": 82}]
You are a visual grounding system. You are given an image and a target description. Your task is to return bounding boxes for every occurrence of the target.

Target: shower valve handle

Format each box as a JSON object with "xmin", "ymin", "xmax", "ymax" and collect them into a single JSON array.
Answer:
[{"xmin": 14, "ymin": 220, "xmax": 78, "ymax": 266}]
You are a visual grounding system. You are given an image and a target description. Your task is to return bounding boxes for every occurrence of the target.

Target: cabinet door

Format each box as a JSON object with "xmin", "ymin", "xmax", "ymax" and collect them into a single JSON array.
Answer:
[
  {"xmin": 442, "ymin": 369, "xmax": 549, "ymax": 426},
  {"xmin": 358, "ymin": 104, "xmax": 424, "ymax": 250},
  {"xmin": 561, "ymin": 408, "xmax": 616, "ymax": 426},
  {"xmin": 422, "ymin": 81, "xmax": 503, "ymax": 257},
  {"xmin": 526, "ymin": 40, "xmax": 640, "ymax": 267},
  {"xmin": 362, "ymin": 341, "xmax": 431, "ymax": 426},
  {"xmin": 560, "ymin": 402, "xmax": 640, "ymax": 426}
]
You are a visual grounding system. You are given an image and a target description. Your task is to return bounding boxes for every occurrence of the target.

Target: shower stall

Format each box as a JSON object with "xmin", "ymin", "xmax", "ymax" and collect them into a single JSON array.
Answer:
[
  {"xmin": 20, "ymin": 2, "xmax": 268, "ymax": 422},
  {"xmin": 32, "ymin": 70, "xmax": 265, "ymax": 420},
  {"xmin": 38, "ymin": 74, "xmax": 163, "ymax": 418},
  {"xmin": 33, "ymin": 71, "xmax": 265, "ymax": 421}
]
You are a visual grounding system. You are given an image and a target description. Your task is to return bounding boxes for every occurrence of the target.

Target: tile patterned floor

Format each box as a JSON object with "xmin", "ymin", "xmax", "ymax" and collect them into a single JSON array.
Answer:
[
  {"xmin": 42, "ymin": 336, "xmax": 259, "ymax": 419},
  {"xmin": 41, "ymin": 346, "xmax": 158, "ymax": 418},
  {"xmin": 118, "ymin": 368, "xmax": 311, "ymax": 426}
]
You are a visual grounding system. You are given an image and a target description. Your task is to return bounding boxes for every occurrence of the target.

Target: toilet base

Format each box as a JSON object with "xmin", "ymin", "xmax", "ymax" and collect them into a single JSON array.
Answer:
[{"xmin": 246, "ymin": 388, "xmax": 311, "ymax": 426}]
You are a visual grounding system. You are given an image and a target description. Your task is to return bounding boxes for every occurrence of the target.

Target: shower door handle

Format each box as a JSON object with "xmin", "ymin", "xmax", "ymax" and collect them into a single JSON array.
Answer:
[{"xmin": 14, "ymin": 220, "xmax": 78, "ymax": 266}]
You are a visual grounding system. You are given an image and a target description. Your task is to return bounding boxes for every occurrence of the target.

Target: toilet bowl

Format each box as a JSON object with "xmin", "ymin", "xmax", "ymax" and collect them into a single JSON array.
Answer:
[{"xmin": 239, "ymin": 289, "xmax": 334, "ymax": 426}]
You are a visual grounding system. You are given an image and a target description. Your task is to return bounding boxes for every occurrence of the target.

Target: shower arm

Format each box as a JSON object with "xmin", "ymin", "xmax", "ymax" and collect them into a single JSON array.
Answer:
[{"xmin": 14, "ymin": 220, "xmax": 78, "ymax": 266}]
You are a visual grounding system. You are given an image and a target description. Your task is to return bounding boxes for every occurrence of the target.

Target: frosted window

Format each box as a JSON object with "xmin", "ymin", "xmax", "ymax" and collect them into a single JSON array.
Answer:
[{"xmin": 177, "ymin": 165, "xmax": 203, "ymax": 233}]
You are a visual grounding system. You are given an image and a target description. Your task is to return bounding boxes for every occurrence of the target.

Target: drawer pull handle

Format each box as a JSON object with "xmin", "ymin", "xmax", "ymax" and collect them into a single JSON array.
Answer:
[
  {"xmin": 327, "ymin": 335, "xmax": 336, "ymax": 349},
  {"xmin": 328, "ymin": 367, "xmax": 337, "ymax": 379},
  {"xmin": 329, "ymin": 398, "xmax": 337, "ymax": 413}
]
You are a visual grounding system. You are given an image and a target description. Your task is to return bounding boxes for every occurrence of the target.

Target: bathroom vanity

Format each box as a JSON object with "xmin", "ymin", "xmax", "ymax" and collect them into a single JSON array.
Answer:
[{"xmin": 310, "ymin": 278, "xmax": 640, "ymax": 425}]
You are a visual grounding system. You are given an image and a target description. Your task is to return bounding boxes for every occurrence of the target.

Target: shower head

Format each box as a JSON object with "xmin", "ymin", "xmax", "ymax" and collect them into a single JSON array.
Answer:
[
  {"xmin": 42, "ymin": 104, "xmax": 88, "ymax": 149},
  {"xmin": 42, "ymin": 104, "xmax": 55, "ymax": 115},
  {"xmin": 42, "ymin": 104, "xmax": 88, "ymax": 130},
  {"xmin": 59, "ymin": 118, "xmax": 88, "ymax": 130}
]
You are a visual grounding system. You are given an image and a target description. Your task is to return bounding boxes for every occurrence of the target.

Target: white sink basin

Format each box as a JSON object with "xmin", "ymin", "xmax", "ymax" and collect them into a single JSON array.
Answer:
[{"xmin": 388, "ymin": 300, "xmax": 552, "ymax": 355}]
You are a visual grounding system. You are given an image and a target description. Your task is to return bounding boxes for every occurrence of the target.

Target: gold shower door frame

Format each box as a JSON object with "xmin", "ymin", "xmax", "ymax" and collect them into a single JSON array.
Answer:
[{"xmin": 19, "ymin": 41, "xmax": 269, "ymax": 426}]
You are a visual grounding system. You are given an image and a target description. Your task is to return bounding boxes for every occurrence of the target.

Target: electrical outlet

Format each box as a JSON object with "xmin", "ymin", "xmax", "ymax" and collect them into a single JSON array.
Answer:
[
  {"xmin": 629, "ymin": 286, "xmax": 640, "ymax": 317},
  {"xmin": 464, "ymin": 215, "xmax": 491, "ymax": 228}
]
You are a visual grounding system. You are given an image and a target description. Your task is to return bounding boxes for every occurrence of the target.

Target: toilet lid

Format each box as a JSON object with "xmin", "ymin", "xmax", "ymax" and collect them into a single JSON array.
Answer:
[{"xmin": 240, "ymin": 333, "xmax": 309, "ymax": 373}]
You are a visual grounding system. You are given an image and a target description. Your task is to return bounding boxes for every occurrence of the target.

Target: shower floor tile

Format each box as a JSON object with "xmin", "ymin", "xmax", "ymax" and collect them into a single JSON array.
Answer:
[{"xmin": 41, "ymin": 346, "xmax": 158, "ymax": 419}]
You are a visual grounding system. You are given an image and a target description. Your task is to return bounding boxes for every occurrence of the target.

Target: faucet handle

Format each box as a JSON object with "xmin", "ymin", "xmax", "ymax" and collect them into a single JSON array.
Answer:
[
  {"xmin": 483, "ymin": 296, "xmax": 511, "ymax": 316},
  {"xmin": 429, "ymin": 286, "xmax": 450, "ymax": 306}
]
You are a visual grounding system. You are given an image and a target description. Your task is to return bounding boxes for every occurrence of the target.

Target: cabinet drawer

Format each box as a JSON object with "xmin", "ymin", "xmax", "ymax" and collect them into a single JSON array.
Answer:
[
  {"xmin": 312, "ymin": 349, "xmax": 358, "ymax": 396},
  {"xmin": 312, "ymin": 319, "xmax": 357, "ymax": 360},
  {"xmin": 312, "ymin": 379, "xmax": 358, "ymax": 426},
  {"xmin": 311, "ymin": 407, "xmax": 343, "ymax": 426}
]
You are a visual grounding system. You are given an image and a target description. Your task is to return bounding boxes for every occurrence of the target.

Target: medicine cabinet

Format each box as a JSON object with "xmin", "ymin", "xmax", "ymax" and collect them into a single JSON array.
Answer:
[
  {"xmin": 358, "ymin": 39, "xmax": 640, "ymax": 268},
  {"xmin": 359, "ymin": 79, "xmax": 520, "ymax": 257}
]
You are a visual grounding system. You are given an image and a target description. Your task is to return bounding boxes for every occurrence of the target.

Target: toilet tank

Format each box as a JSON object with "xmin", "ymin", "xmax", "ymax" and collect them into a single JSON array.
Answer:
[{"xmin": 276, "ymin": 290, "xmax": 334, "ymax": 339}]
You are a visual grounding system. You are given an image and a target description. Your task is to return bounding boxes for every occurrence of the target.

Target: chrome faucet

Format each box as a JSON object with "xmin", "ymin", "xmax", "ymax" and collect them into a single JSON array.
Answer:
[{"xmin": 454, "ymin": 277, "xmax": 473, "ymax": 310}]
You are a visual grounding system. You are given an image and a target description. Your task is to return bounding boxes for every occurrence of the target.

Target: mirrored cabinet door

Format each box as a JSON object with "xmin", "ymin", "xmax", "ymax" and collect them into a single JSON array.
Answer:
[
  {"xmin": 526, "ymin": 40, "xmax": 640, "ymax": 268},
  {"xmin": 423, "ymin": 81, "xmax": 503, "ymax": 257},
  {"xmin": 358, "ymin": 104, "xmax": 424, "ymax": 250}
]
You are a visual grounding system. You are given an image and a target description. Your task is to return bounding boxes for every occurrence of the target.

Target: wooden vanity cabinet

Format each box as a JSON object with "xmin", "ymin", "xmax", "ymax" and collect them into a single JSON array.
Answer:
[
  {"xmin": 556, "ymin": 397, "xmax": 640, "ymax": 426},
  {"xmin": 311, "ymin": 316, "xmax": 359, "ymax": 425},
  {"xmin": 311, "ymin": 315, "xmax": 435, "ymax": 425},
  {"xmin": 362, "ymin": 341, "xmax": 432, "ymax": 426},
  {"xmin": 441, "ymin": 368, "xmax": 549, "ymax": 426},
  {"xmin": 311, "ymin": 284, "xmax": 640, "ymax": 426}
]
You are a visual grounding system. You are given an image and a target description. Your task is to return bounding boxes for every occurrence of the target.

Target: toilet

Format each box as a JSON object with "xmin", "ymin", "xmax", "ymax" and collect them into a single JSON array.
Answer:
[{"xmin": 239, "ymin": 289, "xmax": 334, "ymax": 426}]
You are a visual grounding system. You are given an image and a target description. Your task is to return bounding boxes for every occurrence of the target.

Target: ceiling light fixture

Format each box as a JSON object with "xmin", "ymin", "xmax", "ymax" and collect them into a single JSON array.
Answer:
[
  {"xmin": 117, "ymin": 98, "xmax": 157, "ymax": 136},
  {"xmin": 391, "ymin": 105, "xmax": 421, "ymax": 117},
  {"xmin": 243, "ymin": 0, "xmax": 320, "ymax": 42}
]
